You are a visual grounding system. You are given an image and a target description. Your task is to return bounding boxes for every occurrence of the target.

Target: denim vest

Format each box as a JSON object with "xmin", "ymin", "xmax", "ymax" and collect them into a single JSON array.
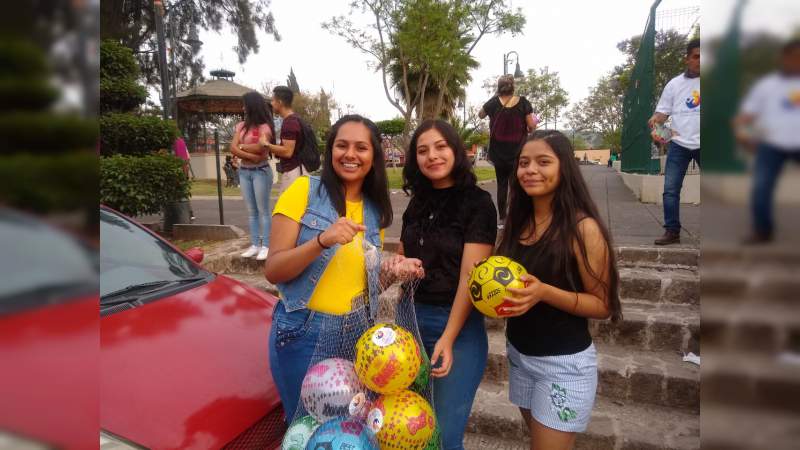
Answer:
[{"xmin": 277, "ymin": 176, "xmax": 382, "ymax": 317}]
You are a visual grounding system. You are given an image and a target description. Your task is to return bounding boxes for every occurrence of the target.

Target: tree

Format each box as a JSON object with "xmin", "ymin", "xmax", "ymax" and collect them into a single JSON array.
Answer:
[
  {"xmin": 100, "ymin": 0, "xmax": 280, "ymax": 93},
  {"xmin": 509, "ymin": 67, "xmax": 569, "ymax": 129},
  {"xmin": 565, "ymin": 75, "xmax": 623, "ymax": 152},
  {"xmin": 287, "ymin": 68, "xmax": 300, "ymax": 93},
  {"xmin": 376, "ymin": 118, "xmax": 407, "ymax": 137},
  {"xmin": 324, "ymin": 0, "xmax": 524, "ymax": 140}
]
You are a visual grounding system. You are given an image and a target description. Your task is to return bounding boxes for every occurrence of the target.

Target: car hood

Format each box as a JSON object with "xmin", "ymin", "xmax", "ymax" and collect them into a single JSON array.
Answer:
[{"xmin": 101, "ymin": 275, "xmax": 280, "ymax": 450}]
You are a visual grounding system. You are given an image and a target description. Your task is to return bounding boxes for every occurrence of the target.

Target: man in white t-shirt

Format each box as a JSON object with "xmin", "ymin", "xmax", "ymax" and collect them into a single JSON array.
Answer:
[
  {"xmin": 648, "ymin": 39, "xmax": 701, "ymax": 245},
  {"xmin": 734, "ymin": 39, "xmax": 800, "ymax": 244}
]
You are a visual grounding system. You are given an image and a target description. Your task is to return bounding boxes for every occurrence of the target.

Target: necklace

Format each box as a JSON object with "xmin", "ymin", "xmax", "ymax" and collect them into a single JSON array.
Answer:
[{"xmin": 417, "ymin": 191, "xmax": 453, "ymax": 247}]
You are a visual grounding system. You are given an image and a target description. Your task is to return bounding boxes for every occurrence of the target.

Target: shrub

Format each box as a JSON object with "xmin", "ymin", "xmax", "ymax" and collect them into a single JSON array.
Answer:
[
  {"xmin": 0, "ymin": 113, "xmax": 98, "ymax": 153},
  {"xmin": 100, "ymin": 153, "xmax": 191, "ymax": 217},
  {"xmin": 0, "ymin": 41, "xmax": 48, "ymax": 78},
  {"xmin": 0, "ymin": 152, "xmax": 98, "ymax": 213},
  {"xmin": 99, "ymin": 113, "xmax": 177, "ymax": 156},
  {"xmin": 100, "ymin": 78, "xmax": 148, "ymax": 113},
  {"xmin": 100, "ymin": 40, "xmax": 140, "ymax": 82},
  {"xmin": 0, "ymin": 80, "xmax": 59, "ymax": 111}
]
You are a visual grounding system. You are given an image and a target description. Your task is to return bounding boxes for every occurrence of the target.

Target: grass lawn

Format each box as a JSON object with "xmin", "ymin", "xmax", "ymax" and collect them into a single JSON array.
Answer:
[
  {"xmin": 191, "ymin": 179, "xmax": 279, "ymax": 197},
  {"xmin": 386, "ymin": 166, "xmax": 496, "ymax": 189}
]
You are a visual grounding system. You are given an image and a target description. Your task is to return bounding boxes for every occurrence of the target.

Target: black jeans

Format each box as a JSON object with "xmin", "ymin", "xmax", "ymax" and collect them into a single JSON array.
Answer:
[{"xmin": 495, "ymin": 162, "xmax": 513, "ymax": 221}]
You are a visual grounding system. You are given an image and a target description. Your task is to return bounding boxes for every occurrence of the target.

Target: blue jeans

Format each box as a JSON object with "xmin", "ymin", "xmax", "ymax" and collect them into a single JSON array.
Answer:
[
  {"xmin": 415, "ymin": 303, "xmax": 488, "ymax": 450},
  {"xmin": 268, "ymin": 301, "xmax": 371, "ymax": 424},
  {"xmin": 751, "ymin": 143, "xmax": 800, "ymax": 236},
  {"xmin": 663, "ymin": 142, "xmax": 701, "ymax": 233},
  {"xmin": 239, "ymin": 165, "xmax": 273, "ymax": 247}
]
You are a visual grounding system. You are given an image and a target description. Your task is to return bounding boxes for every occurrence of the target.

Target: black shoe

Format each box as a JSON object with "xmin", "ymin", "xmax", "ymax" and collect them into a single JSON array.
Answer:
[
  {"xmin": 654, "ymin": 230, "xmax": 680, "ymax": 245},
  {"xmin": 742, "ymin": 232, "xmax": 773, "ymax": 245}
]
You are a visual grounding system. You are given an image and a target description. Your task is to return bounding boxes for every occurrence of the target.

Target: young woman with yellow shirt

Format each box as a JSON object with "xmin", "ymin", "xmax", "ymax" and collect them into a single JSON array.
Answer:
[{"xmin": 264, "ymin": 115, "xmax": 424, "ymax": 423}]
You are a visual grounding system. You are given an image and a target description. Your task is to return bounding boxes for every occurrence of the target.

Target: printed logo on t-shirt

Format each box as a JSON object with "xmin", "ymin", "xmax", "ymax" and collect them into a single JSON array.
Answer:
[
  {"xmin": 782, "ymin": 89, "xmax": 800, "ymax": 110},
  {"xmin": 685, "ymin": 90, "xmax": 701, "ymax": 109}
]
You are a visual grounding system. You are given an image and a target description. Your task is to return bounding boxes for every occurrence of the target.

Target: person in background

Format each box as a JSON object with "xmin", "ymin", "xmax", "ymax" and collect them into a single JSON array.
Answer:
[
  {"xmin": 173, "ymin": 135, "xmax": 194, "ymax": 221},
  {"xmin": 648, "ymin": 38, "xmax": 701, "ymax": 246},
  {"xmin": 479, "ymin": 74, "xmax": 537, "ymax": 229},
  {"xmin": 266, "ymin": 86, "xmax": 305, "ymax": 194},
  {"xmin": 734, "ymin": 38, "xmax": 800, "ymax": 244},
  {"xmin": 231, "ymin": 91, "xmax": 275, "ymax": 261}
]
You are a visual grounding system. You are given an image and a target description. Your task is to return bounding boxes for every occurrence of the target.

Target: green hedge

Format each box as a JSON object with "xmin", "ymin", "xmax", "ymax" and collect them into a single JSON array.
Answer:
[
  {"xmin": 0, "ymin": 80, "xmax": 59, "ymax": 111},
  {"xmin": 99, "ymin": 78, "xmax": 147, "ymax": 113},
  {"xmin": 100, "ymin": 153, "xmax": 191, "ymax": 217},
  {"xmin": 100, "ymin": 113, "xmax": 177, "ymax": 156},
  {"xmin": 0, "ymin": 152, "xmax": 98, "ymax": 213},
  {"xmin": 0, "ymin": 41, "xmax": 48, "ymax": 78},
  {"xmin": 100, "ymin": 40, "xmax": 141, "ymax": 82},
  {"xmin": 0, "ymin": 113, "xmax": 98, "ymax": 153}
]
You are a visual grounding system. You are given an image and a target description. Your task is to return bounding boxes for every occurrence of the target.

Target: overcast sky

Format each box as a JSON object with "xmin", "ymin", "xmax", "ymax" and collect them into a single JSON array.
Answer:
[{"xmin": 193, "ymin": 0, "xmax": 798, "ymax": 123}]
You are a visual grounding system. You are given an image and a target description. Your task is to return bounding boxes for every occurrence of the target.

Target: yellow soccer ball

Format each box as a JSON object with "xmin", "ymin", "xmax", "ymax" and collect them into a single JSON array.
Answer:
[
  {"xmin": 354, "ymin": 323, "xmax": 421, "ymax": 395},
  {"xmin": 366, "ymin": 390, "xmax": 436, "ymax": 450},
  {"xmin": 468, "ymin": 256, "xmax": 528, "ymax": 318}
]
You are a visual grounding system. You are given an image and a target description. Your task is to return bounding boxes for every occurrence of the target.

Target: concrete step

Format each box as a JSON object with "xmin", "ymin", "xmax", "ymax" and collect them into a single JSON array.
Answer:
[
  {"xmin": 619, "ymin": 267, "xmax": 699, "ymax": 305},
  {"xmin": 700, "ymin": 404, "xmax": 800, "ymax": 450},
  {"xmin": 590, "ymin": 301, "xmax": 700, "ymax": 354},
  {"xmin": 702, "ymin": 352, "xmax": 800, "ymax": 414},
  {"xmin": 702, "ymin": 243, "xmax": 800, "ymax": 267},
  {"xmin": 616, "ymin": 246, "xmax": 699, "ymax": 270},
  {"xmin": 701, "ymin": 266, "xmax": 800, "ymax": 304},
  {"xmin": 702, "ymin": 298, "xmax": 800, "ymax": 354},
  {"xmin": 484, "ymin": 333, "xmax": 699, "ymax": 411},
  {"xmin": 467, "ymin": 383, "xmax": 699, "ymax": 449},
  {"xmin": 463, "ymin": 433, "xmax": 527, "ymax": 450}
]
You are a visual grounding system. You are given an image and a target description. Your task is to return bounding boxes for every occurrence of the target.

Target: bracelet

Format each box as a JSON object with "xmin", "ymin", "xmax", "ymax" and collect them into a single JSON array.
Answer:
[{"xmin": 316, "ymin": 232, "xmax": 330, "ymax": 249}]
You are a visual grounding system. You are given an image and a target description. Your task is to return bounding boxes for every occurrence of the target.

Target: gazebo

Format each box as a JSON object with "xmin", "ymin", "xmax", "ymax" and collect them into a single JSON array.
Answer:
[{"xmin": 174, "ymin": 69, "xmax": 255, "ymax": 152}]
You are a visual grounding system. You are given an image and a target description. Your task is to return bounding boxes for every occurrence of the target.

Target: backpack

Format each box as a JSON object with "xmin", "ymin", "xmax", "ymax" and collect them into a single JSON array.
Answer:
[{"xmin": 296, "ymin": 117, "xmax": 321, "ymax": 173}]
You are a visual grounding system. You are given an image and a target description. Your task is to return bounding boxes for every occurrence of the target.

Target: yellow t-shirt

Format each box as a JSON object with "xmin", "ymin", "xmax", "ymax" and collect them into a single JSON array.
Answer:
[{"xmin": 272, "ymin": 177, "xmax": 384, "ymax": 315}]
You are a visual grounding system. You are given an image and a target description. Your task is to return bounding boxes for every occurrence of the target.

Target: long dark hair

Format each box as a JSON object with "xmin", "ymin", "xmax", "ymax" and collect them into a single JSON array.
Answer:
[
  {"xmin": 241, "ymin": 91, "xmax": 276, "ymax": 144},
  {"xmin": 320, "ymin": 115, "xmax": 392, "ymax": 229},
  {"xmin": 498, "ymin": 130, "xmax": 622, "ymax": 322},
  {"xmin": 402, "ymin": 119, "xmax": 477, "ymax": 196}
]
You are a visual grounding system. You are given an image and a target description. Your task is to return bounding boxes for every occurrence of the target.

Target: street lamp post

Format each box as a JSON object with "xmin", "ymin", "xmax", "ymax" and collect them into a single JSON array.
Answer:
[{"xmin": 503, "ymin": 51, "xmax": 524, "ymax": 78}]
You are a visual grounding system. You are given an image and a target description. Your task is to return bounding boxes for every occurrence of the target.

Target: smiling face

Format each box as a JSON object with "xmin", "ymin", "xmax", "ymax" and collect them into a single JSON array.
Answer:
[
  {"xmin": 516, "ymin": 139, "xmax": 561, "ymax": 198},
  {"xmin": 415, "ymin": 128, "xmax": 456, "ymax": 188},
  {"xmin": 331, "ymin": 121, "xmax": 374, "ymax": 185}
]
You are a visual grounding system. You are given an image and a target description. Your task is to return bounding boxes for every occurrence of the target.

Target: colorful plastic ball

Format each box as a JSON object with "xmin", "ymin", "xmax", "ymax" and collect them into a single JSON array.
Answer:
[
  {"xmin": 281, "ymin": 415, "xmax": 319, "ymax": 450},
  {"xmin": 301, "ymin": 358, "xmax": 366, "ymax": 423},
  {"xmin": 305, "ymin": 417, "xmax": 379, "ymax": 450},
  {"xmin": 366, "ymin": 390, "xmax": 436, "ymax": 450},
  {"xmin": 468, "ymin": 256, "xmax": 528, "ymax": 318},
  {"xmin": 422, "ymin": 423, "xmax": 442, "ymax": 450},
  {"xmin": 410, "ymin": 347, "xmax": 431, "ymax": 395},
  {"xmin": 355, "ymin": 323, "xmax": 421, "ymax": 394}
]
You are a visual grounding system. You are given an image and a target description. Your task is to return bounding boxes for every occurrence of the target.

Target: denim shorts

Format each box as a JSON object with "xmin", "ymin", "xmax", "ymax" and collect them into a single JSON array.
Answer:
[{"xmin": 507, "ymin": 342, "xmax": 597, "ymax": 432}]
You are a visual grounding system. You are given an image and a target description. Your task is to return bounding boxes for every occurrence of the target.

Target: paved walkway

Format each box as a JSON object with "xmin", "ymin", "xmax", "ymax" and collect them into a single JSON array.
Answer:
[{"xmin": 146, "ymin": 166, "xmax": 702, "ymax": 248}]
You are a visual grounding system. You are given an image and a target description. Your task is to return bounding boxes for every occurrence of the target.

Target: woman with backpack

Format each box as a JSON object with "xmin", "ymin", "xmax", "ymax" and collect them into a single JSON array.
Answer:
[
  {"xmin": 231, "ymin": 91, "xmax": 275, "ymax": 261},
  {"xmin": 479, "ymin": 74, "xmax": 538, "ymax": 228}
]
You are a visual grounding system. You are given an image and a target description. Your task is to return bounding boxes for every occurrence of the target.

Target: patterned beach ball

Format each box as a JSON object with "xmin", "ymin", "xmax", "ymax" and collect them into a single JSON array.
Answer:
[
  {"xmin": 281, "ymin": 415, "xmax": 319, "ymax": 450},
  {"xmin": 366, "ymin": 390, "xmax": 436, "ymax": 450},
  {"xmin": 468, "ymin": 256, "xmax": 528, "ymax": 318},
  {"xmin": 301, "ymin": 358, "xmax": 366, "ymax": 423},
  {"xmin": 354, "ymin": 323, "xmax": 421, "ymax": 394},
  {"xmin": 305, "ymin": 417, "xmax": 379, "ymax": 450}
]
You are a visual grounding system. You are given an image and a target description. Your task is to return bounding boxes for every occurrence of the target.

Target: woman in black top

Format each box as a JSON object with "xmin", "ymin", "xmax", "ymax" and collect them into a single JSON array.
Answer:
[
  {"xmin": 496, "ymin": 130, "xmax": 622, "ymax": 449},
  {"xmin": 398, "ymin": 120, "xmax": 497, "ymax": 450},
  {"xmin": 479, "ymin": 74, "xmax": 537, "ymax": 227}
]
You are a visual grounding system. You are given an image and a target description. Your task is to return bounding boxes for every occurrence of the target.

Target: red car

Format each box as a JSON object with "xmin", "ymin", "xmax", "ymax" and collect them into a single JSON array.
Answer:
[
  {"xmin": 99, "ymin": 206, "xmax": 285, "ymax": 449},
  {"xmin": 0, "ymin": 208, "xmax": 98, "ymax": 450}
]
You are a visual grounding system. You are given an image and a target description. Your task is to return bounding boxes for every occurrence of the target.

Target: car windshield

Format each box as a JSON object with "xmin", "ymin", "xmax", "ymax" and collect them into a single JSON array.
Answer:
[
  {"xmin": 100, "ymin": 208, "xmax": 205, "ymax": 298},
  {"xmin": 0, "ymin": 209, "xmax": 97, "ymax": 309}
]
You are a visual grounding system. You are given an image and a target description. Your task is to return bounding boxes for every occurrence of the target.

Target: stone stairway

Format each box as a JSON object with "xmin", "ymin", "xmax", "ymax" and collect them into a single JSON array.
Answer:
[
  {"xmin": 700, "ymin": 244, "xmax": 800, "ymax": 450},
  {"xmin": 203, "ymin": 241, "xmax": 702, "ymax": 449},
  {"xmin": 465, "ymin": 246, "xmax": 701, "ymax": 449}
]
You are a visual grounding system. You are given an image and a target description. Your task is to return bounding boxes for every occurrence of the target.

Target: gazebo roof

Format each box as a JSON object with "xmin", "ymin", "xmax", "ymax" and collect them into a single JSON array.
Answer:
[
  {"xmin": 176, "ymin": 78, "xmax": 255, "ymax": 100},
  {"xmin": 175, "ymin": 78, "xmax": 259, "ymax": 115}
]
